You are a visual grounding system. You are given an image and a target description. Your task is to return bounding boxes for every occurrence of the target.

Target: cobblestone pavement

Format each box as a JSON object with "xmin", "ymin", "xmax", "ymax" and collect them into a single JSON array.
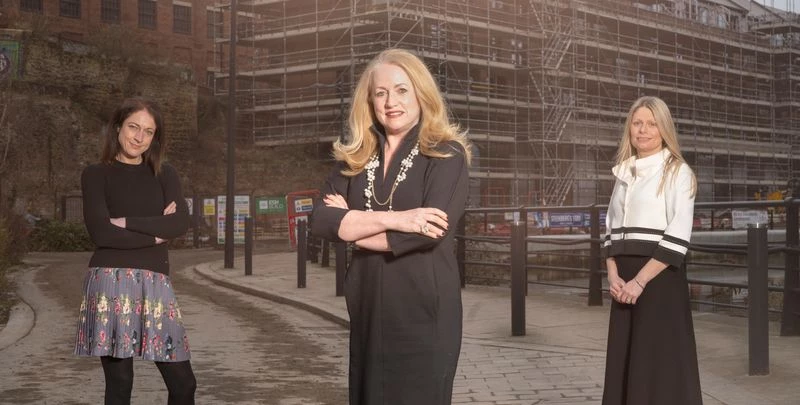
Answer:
[
  {"xmin": 4, "ymin": 249, "xmax": 798, "ymax": 404},
  {"xmin": 453, "ymin": 341, "xmax": 605, "ymax": 404},
  {"xmin": 195, "ymin": 252, "xmax": 800, "ymax": 405}
]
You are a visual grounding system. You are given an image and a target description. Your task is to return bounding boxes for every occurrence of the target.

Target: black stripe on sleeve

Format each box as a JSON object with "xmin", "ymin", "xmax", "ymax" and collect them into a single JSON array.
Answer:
[{"xmin": 661, "ymin": 234, "xmax": 690, "ymax": 248}]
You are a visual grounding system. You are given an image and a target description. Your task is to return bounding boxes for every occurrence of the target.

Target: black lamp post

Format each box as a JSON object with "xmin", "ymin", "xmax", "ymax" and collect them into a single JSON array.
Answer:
[{"xmin": 224, "ymin": 0, "xmax": 237, "ymax": 269}]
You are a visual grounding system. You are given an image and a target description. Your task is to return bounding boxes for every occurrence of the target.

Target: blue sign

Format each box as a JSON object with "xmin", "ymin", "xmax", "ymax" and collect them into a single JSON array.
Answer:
[
  {"xmin": 528, "ymin": 211, "xmax": 607, "ymax": 228},
  {"xmin": 549, "ymin": 212, "xmax": 586, "ymax": 228}
]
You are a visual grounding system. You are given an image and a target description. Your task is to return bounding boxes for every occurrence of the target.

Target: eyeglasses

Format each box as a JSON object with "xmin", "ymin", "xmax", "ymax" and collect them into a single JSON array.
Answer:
[
  {"xmin": 124, "ymin": 122, "xmax": 156, "ymax": 137},
  {"xmin": 631, "ymin": 120, "xmax": 657, "ymax": 130}
]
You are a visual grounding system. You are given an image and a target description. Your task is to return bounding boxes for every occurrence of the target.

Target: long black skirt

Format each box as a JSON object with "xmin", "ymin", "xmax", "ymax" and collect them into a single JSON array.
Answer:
[{"xmin": 602, "ymin": 255, "xmax": 702, "ymax": 405}]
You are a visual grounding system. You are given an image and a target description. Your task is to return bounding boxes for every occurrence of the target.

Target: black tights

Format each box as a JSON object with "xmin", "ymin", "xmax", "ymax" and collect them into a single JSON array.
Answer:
[{"xmin": 101, "ymin": 356, "xmax": 196, "ymax": 405}]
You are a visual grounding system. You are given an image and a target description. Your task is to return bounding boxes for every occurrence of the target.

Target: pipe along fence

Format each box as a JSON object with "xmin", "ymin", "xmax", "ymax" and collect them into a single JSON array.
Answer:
[{"xmin": 298, "ymin": 198, "xmax": 800, "ymax": 376}]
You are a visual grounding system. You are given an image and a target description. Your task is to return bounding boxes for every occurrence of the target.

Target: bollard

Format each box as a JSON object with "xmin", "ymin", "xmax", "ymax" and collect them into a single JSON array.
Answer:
[
  {"xmin": 335, "ymin": 242, "xmax": 347, "ymax": 297},
  {"xmin": 747, "ymin": 223, "xmax": 769, "ymax": 376},
  {"xmin": 297, "ymin": 220, "xmax": 307, "ymax": 288},
  {"xmin": 588, "ymin": 205, "xmax": 603, "ymax": 306},
  {"xmin": 244, "ymin": 217, "xmax": 253, "ymax": 276},
  {"xmin": 321, "ymin": 239, "xmax": 330, "ymax": 267},
  {"xmin": 192, "ymin": 195, "xmax": 201, "ymax": 248},
  {"xmin": 511, "ymin": 221, "xmax": 526, "ymax": 336},
  {"xmin": 457, "ymin": 215, "xmax": 466, "ymax": 288},
  {"xmin": 308, "ymin": 232, "xmax": 318, "ymax": 264},
  {"xmin": 781, "ymin": 199, "xmax": 800, "ymax": 336}
]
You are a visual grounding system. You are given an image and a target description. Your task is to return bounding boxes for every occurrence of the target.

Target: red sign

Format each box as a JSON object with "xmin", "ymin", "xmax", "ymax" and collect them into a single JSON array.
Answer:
[{"xmin": 286, "ymin": 189, "xmax": 320, "ymax": 248}]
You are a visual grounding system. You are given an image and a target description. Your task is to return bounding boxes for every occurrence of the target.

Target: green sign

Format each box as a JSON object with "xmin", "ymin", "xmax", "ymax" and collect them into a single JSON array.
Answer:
[
  {"xmin": 0, "ymin": 40, "xmax": 22, "ymax": 80},
  {"xmin": 257, "ymin": 197, "xmax": 287, "ymax": 214}
]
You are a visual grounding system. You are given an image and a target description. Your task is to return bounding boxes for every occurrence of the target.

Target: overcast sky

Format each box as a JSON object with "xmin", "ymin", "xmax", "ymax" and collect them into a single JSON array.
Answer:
[{"xmin": 754, "ymin": 0, "xmax": 799, "ymax": 12}]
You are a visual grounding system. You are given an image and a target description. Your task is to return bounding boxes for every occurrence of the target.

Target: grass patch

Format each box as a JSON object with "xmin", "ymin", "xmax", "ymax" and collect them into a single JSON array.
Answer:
[
  {"xmin": 0, "ymin": 265, "xmax": 17, "ymax": 326},
  {"xmin": 0, "ymin": 212, "xmax": 29, "ymax": 326}
]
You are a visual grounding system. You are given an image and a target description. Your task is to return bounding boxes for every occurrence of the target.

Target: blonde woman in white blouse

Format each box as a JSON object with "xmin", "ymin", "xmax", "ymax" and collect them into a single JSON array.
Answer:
[{"xmin": 601, "ymin": 96, "xmax": 702, "ymax": 405}]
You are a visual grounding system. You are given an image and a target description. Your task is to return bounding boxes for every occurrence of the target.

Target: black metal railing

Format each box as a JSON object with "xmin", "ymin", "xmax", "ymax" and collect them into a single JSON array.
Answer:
[
  {"xmin": 456, "ymin": 199, "xmax": 799, "ymax": 332},
  {"xmin": 299, "ymin": 198, "xmax": 799, "ymax": 374}
]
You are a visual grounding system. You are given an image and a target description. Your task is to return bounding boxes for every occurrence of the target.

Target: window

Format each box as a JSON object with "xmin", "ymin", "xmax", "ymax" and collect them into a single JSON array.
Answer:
[
  {"xmin": 59, "ymin": 0, "xmax": 80, "ymax": 17},
  {"xmin": 139, "ymin": 0, "xmax": 157, "ymax": 30},
  {"xmin": 101, "ymin": 0, "xmax": 121, "ymax": 24},
  {"xmin": 173, "ymin": 4, "xmax": 192, "ymax": 34},
  {"xmin": 206, "ymin": 71, "xmax": 216, "ymax": 89},
  {"xmin": 20, "ymin": 0, "xmax": 43, "ymax": 13},
  {"xmin": 207, "ymin": 10, "xmax": 223, "ymax": 39}
]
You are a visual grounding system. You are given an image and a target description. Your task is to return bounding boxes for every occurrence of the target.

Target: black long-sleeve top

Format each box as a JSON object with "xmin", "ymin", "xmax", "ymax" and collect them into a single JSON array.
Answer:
[
  {"xmin": 81, "ymin": 160, "xmax": 189, "ymax": 275},
  {"xmin": 310, "ymin": 124, "xmax": 469, "ymax": 256}
]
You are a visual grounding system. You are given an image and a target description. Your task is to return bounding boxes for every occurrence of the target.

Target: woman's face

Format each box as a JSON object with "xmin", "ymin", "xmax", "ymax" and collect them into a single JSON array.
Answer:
[
  {"xmin": 370, "ymin": 63, "xmax": 421, "ymax": 138},
  {"xmin": 629, "ymin": 107, "xmax": 663, "ymax": 158},
  {"xmin": 116, "ymin": 109, "xmax": 156, "ymax": 164}
]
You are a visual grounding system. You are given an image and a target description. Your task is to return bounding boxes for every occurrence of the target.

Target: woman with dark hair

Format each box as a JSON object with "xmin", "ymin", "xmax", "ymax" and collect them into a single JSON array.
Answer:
[{"xmin": 74, "ymin": 97, "xmax": 196, "ymax": 404}]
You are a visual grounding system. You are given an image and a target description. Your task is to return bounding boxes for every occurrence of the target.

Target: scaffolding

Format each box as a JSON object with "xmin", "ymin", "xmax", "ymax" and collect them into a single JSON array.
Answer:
[{"xmin": 212, "ymin": 0, "xmax": 800, "ymax": 206}]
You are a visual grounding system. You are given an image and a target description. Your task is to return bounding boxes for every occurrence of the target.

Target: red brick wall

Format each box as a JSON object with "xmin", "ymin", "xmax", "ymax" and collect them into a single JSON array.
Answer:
[{"xmin": 1, "ymin": 0, "xmax": 218, "ymax": 84}]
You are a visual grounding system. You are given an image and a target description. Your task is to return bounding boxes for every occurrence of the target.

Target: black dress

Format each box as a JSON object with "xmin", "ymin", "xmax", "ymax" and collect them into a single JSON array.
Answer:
[
  {"xmin": 602, "ymin": 256, "xmax": 703, "ymax": 405},
  {"xmin": 311, "ymin": 124, "xmax": 469, "ymax": 405}
]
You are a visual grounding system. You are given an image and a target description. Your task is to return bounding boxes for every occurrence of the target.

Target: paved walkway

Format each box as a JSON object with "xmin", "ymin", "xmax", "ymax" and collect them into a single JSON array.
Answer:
[{"xmin": 194, "ymin": 252, "xmax": 800, "ymax": 405}]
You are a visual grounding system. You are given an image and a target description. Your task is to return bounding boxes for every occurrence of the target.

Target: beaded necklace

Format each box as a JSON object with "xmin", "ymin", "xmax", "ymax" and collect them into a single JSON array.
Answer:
[{"xmin": 364, "ymin": 142, "xmax": 420, "ymax": 211}]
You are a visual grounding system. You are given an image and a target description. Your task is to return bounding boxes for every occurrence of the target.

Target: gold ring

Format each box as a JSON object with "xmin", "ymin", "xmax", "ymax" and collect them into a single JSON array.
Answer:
[{"xmin": 422, "ymin": 224, "xmax": 430, "ymax": 233}]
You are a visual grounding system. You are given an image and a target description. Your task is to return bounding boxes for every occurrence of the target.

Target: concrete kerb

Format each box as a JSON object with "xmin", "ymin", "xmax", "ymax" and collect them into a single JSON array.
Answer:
[
  {"xmin": 0, "ymin": 266, "xmax": 38, "ymax": 351},
  {"xmin": 0, "ymin": 300, "xmax": 35, "ymax": 351},
  {"xmin": 193, "ymin": 261, "xmax": 350, "ymax": 329}
]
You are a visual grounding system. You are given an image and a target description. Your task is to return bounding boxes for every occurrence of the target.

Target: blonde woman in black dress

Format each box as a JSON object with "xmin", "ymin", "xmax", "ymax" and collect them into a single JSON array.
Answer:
[
  {"xmin": 311, "ymin": 48, "xmax": 470, "ymax": 405},
  {"xmin": 602, "ymin": 96, "xmax": 702, "ymax": 405}
]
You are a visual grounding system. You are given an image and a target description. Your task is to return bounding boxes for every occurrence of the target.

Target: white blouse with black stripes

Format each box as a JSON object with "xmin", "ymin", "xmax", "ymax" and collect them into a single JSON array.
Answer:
[{"xmin": 602, "ymin": 148, "xmax": 696, "ymax": 268}]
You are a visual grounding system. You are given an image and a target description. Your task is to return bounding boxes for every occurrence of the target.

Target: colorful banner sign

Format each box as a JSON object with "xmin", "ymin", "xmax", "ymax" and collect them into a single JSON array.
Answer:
[
  {"xmin": 294, "ymin": 198, "xmax": 314, "ymax": 213},
  {"xmin": 216, "ymin": 195, "xmax": 251, "ymax": 244}
]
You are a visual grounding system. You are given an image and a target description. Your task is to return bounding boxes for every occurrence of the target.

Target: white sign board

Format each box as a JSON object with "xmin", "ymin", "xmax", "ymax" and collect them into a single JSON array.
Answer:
[
  {"xmin": 217, "ymin": 195, "xmax": 251, "ymax": 244},
  {"xmin": 731, "ymin": 209, "xmax": 768, "ymax": 229}
]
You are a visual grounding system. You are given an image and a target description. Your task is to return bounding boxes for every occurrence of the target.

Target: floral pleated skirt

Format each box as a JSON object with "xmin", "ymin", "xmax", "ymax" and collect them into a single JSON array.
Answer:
[{"xmin": 74, "ymin": 267, "xmax": 191, "ymax": 362}]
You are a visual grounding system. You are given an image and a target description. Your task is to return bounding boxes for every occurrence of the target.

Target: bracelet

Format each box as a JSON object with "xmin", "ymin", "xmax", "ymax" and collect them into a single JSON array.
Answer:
[{"xmin": 634, "ymin": 278, "xmax": 644, "ymax": 289}]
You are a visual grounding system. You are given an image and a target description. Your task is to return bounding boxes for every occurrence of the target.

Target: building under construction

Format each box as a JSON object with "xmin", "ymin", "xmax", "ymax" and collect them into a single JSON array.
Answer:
[{"xmin": 212, "ymin": 0, "xmax": 799, "ymax": 206}]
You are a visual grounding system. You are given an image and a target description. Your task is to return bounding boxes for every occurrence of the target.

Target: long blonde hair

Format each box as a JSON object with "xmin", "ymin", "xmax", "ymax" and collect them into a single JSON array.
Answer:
[
  {"xmin": 333, "ymin": 48, "xmax": 471, "ymax": 176},
  {"xmin": 616, "ymin": 96, "xmax": 696, "ymax": 196}
]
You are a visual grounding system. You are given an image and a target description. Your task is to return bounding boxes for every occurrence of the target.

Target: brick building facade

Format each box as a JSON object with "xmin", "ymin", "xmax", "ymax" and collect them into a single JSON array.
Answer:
[{"xmin": 1, "ymin": 0, "xmax": 221, "ymax": 85}]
